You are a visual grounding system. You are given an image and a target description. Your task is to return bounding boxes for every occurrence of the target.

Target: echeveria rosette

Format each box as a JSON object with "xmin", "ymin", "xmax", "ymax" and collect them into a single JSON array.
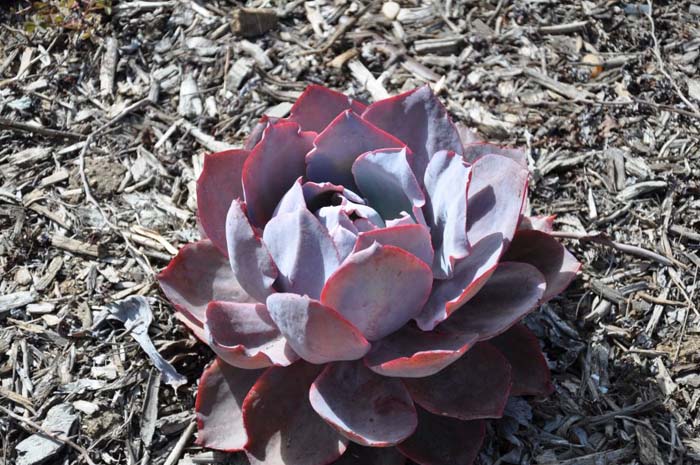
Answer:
[{"xmin": 158, "ymin": 85, "xmax": 581, "ymax": 465}]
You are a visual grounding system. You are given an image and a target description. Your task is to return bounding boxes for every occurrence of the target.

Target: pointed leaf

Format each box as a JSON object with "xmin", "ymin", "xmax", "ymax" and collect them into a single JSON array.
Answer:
[
  {"xmin": 262, "ymin": 208, "xmax": 340, "ymax": 299},
  {"xmin": 403, "ymin": 343, "xmax": 512, "ymax": 420},
  {"xmin": 226, "ymin": 199, "xmax": 277, "ymax": 302},
  {"xmin": 195, "ymin": 359, "xmax": 262, "ymax": 451},
  {"xmin": 466, "ymin": 154, "xmax": 528, "ymax": 247},
  {"xmin": 331, "ymin": 443, "xmax": 405, "ymax": 465},
  {"xmin": 307, "ymin": 110, "xmax": 406, "ymax": 191},
  {"xmin": 321, "ymin": 243, "xmax": 433, "ymax": 341},
  {"xmin": 415, "ymin": 234, "xmax": 503, "ymax": 331},
  {"xmin": 491, "ymin": 324, "xmax": 553, "ymax": 396},
  {"xmin": 309, "ymin": 361, "xmax": 417, "ymax": 446},
  {"xmin": 158, "ymin": 240, "xmax": 254, "ymax": 334},
  {"xmin": 364, "ymin": 325, "xmax": 478, "ymax": 378},
  {"xmin": 353, "ymin": 224, "xmax": 434, "ymax": 267},
  {"xmin": 197, "ymin": 149, "xmax": 250, "ymax": 256},
  {"xmin": 362, "ymin": 85, "xmax": 463, "ymax": 181},
  {"xmin": 289, "ymin": 85, "xmax": 367, "ymax": 133},
  {"xmin": 266, "ymin": 293, "xmax": 370, "ymax": 364},
  {"xmin": 243, "ymin": 115, "xmax": 278, "ymax": 151},
  {"xmin": 397, "ymin": 408, "xmax": 485, "ymax": 465},
  {"xmin": 317, "ymin": 206, "xmax": 359, "ymax": 261},
  {"xmin": 441, "ymin": 262, "xmax": 545, "ymax": 341},
  {"xmin": 352, "ymin": 148, "xmax": 425, "ymax": 223},
  {"xmin": 242, "ymin": 121, "xmax": 315, "ymax": 226},
  {"xmin": 518, "ymin": 214, "xmax": 555, "ymax": 233},
  {"xmin": 205, "ymin": 301, "xmax": 297, "ymax": 369},
  {"xmin": 273, "ymin": 177, "xmax": 305, "ymax": 216},
  {"xmin": 243, "ymin": 362, "xmax": 348, "ymax": 465},
  {"xmin": 423, "ymin": 150, "xmax": 471, "ymax": 278},
  {"xmin": 502, "ymin": 229, "xmax": 580, "ymax": 302}
]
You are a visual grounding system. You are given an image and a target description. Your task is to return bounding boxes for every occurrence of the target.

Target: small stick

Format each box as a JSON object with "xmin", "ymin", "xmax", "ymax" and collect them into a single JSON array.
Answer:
[
  {"xmin": 163, "ymin": 421, "xmax": 197, "ymax": 465},
  {"xmin": 550, "ymin": 231, "xmax": 676, "ymax": 267},
  {"xmin": 0, "ymin": 118, "xmax": 84, "ymax": 139},
  {"xmin": 300, "ymin": 1, "xmax": 376, "ymax": 55},
  {"xmin": 0, "ymin": 406, "xmax": 97, "ymax": 465}
]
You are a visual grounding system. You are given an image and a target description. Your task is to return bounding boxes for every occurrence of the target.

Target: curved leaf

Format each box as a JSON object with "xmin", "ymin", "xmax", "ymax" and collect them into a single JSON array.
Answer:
[
  {"xmin": 404, "ymin": 343, "xmax": 512, "ymax": 420},
  {"xmin": 205, "ymin": 301, "xmax": 297, "ymax": 369},
  {"xmin": 462, "ymin": 142, "xmax": 526, "ymax": 167},
  {"xmin": 309, "ymin": 361, "xmax": 417, "ymax": 446},
  {"xmin": 289, "ymin": 85, "xmax": 366, "ymax": 133},
  {"xmin": 225, "ymin": 199, "xmax": 278, "ymax": 302},
  {"xmin": 242, "ymin": 121, "xmax": 315, "ymax": 227},
  {"xmin": 266, "ymin": 293, "xmax": 370, "ymax": 364},
  {"xmin": 195, "ymin": 359, "xmax": 262, "ymax": 451},
  {"xmin": 243, "ymin": 362, "xmax": 348, "ymax": 465},
  {"xmin": 321, "ymin": 243, "xmax": 433, "ymax": 341},
  {"xmin": 353, "ymin": 224, "xmax": 434, "ymax": 267},
  {"xmin": 197, "ymin": 149, "xmax": 249, "ymax": 256}
]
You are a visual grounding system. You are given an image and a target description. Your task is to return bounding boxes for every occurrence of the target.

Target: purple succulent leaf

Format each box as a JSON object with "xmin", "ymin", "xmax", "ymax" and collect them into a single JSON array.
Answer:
[
  {"xmin": 309, "ymin": 361, "xmax": 418, "ymax": 446},
  {"xmin": 225, "ymin": 199, "xmax": 278, "ymax": 302},
  {"xmin": 491, "ymin": 323, "xmax": 553, "ymax": 397},
  {"xmin": 243, "ymin": 115, "xmax": 278, "ymax": 151},
  {"xmin": 301, "ymin": 181, "xmax": 345, "ymax": 211},
  {"xmin": 243, "ymin": 362, "xmax": 349, "ymax": 465},
  {"xmin": 197, "ymin": 149, "xmax": 249, "ymax": 256},
  {"xmin": 242, "ymin": 121, "xmax": 315, "ymax": 227},
  {"xmin": 415, "ymin": 234, "xmax": 504, "ymax": 331},
  {"xmin": 321, "ymin": 242, "xmax": 433, "ymax": 341},
  {"xmin": 462, "ymin": 142, "xmax": 527, "ymax": 167},
  {"xmin": 204, "ymin": 301, "xmax": 298, "ymax": 369},
  {"xmin": 364, "ymin": 325, "xmax": 478, "ymax": 378},
  {"xmin": 423, "ymin": 150, "xmax": 472, "ymax": 279},
  {"xmin": 157, "ymin": 240, "xmax": 254, "ymax": 338},
  {"xmin": 440, "ymin": 262, "xmax": 546, "ymax": 341},
  {"xmin": 455, "ymin": 123, "xmax": 482, "ymax": 145},
  {"xmin": 195, "ymin": 359, "xmax": 262, "ymax": 451},
  {"xmin": 288, "ymin": 84, "xmax": 366, "ymax": 133},
  {"xmin": 266, "ymin": 293, "xmax": 370, "ymax": 364},
  {"xmin": 317, "ymin": 206, "xmax": 360, "ymax": 261},
  {"xmin": 330, "ymin": 443, "xmax": 406, "ymax": 465},
  {"xmin": 337, "ymin": 195, "xmax": 385, "ymax": 228},
  {"xmin": 272, "ymin": 177, "xmax": 306, "ymax": 216},
  {"xmin": 386, "ymin": 212, "xmax": 416, "ymax": 227},
  {"xmin": 262, "ymin": 208, "xmax": 340, "ymax": 299},
  {"xmin": 307, "ymin": 110, "xmax": 406, "ymax": 191},
  {"xmin": 466, "ymin": 154, "xmax": 528, "ymax": 248},
  {"xmin": 397, "ymin": 408, "xmax": 485, "ymax": 465},
  {"xmin": 352, "ymin": 224, "xmax": 434, "ymax": 267},
  {"xmin": 352, "ymin": 147, "xmax": 426, "ymax": 223},
  {"xmin": 361, "ymin": 85, "xmax": 463, "ymax": 182},
  {"xmin": 518, "ymin": 214, "xmax": 556, "ymax": 233},
  {"xmin": 502, "ymin": 229, "xmax": 581, "ymax": 302},
  {"xmin": 403, "ymin": 342, "xmax": 512, "ymax": 420}
]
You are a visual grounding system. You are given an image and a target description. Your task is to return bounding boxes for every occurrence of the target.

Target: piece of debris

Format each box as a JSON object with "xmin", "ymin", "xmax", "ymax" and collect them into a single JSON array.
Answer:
[{"xmin": 15, "ymin": 404, "xmax": 78, "ymax": 465}]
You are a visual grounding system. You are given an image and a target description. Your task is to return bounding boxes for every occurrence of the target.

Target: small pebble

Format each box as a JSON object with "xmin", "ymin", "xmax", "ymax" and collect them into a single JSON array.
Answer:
[
  {"xmin": 14, "ymin": 268, "xmax": 32, "ymax": 286},
  {"xmin": 382, "ymin": 1, "xmax": 400, "ymax": 20}
]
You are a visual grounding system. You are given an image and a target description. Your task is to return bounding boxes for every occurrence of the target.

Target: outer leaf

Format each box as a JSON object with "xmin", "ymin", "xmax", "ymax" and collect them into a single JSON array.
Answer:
[
  {"xmin": 440, "ymin": 262, "xmax": 546, "ymax": 341},
  {"xmin": 364, "ymin": 325, "xmax": 478, "ymax": 378},
  {"xmin": 309, "ymin": 361, "xmax": 417, "ymax": 446},
  {"xmin": 502, "ymin": 229, "xmax": 580, "ymax": 302},
  {"xmin": 266, "ymin": 293, "xmax": 370, "ymax": 364},
  {"xmin": 362, "ymin": 85, "xmax": 463, "ymax": 181},
  {"xmin": 423, "ymin": 150, "xmax": 471, "ymax": 278},
  {"xmin": 321, "ymin": 243, "xmax": 433, "ymax": 341},
  {"xmin": 462, "ymin": 142, "xmax": 526, "ymax": 167},
  {"xmin": 273, "ymin": 177, "xmax": 305, "ymax": 216},
  {"xmin": 158, "ymin": 240, "xmax": 253, "ymax": 336},
  {"xmin": 353, "ymin": 224, "xmax": 434, "ymax": 267},
  {"xmin": 197, "ymin": 149, "xmax": 249, "ymax": 256},
  {"xmin": 491, "ymin": 324, "xmax": 553, "ymax": 396},
  {"xmin": 194, "ymin": 359, "xmax": 262, "ymax": 451},
  {"xmin": 242, "ymin": 121, "xmax": 315, "ymax": 227},
  {"xmin": 352, "ymin": 148, "xmax": 426, "ymax": 223},
  {"xmin": 307, "ymin": 110, "xmax": 406, "ymax": 191},
  {"xmin": 403, "ymin": 343, "xmax": 512, "ymax": 420},
  {"xmin": 225, "ymin": 199, "xmax": 278, "ymax": 303},
  {"xmin": 518, "ymin": 214, "xmax": 555, "ymax": 233},
  {"xmin": 397, "ymin": 408, "xmax": 485, "ymax": 465},
  {"xmin": 205, "ymin": 301, "xmax": 297, "ymax": 369},
  {"xmin": 262, "ymin": 208, "xmax": 340, "ymax": 299},
  {"xmin": 289, "ymin": 84, "xmax": 367, "ymax": 133},
  {"xmin": 243, "ymin": 362, "xmax": 348, "ymax": 465},
  {"xmin": 466, "ymin": 154, "xmax": 528, "ymax": 248},
  {"xmin": 415, "ymin": 234, "xmax": 503, "ymax": 331},
  {"xmin": 331, "ymin": 443, "xmax": 405, "ymax": 465},
  {"xmin": 243, "ymin": 115, "xmax": 278, "ymax": 150}
]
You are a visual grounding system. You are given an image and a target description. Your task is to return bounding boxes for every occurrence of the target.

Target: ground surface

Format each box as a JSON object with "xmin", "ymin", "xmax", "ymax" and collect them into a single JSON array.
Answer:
[{"xmin": 1, "ymin": 1, "xmax": 699, "ymax": 464}]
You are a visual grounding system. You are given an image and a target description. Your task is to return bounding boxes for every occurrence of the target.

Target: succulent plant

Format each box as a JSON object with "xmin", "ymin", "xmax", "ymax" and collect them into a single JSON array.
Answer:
[{"xmin": 158, "ymin": 85, "xmax": 580, "ymax": 465}]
